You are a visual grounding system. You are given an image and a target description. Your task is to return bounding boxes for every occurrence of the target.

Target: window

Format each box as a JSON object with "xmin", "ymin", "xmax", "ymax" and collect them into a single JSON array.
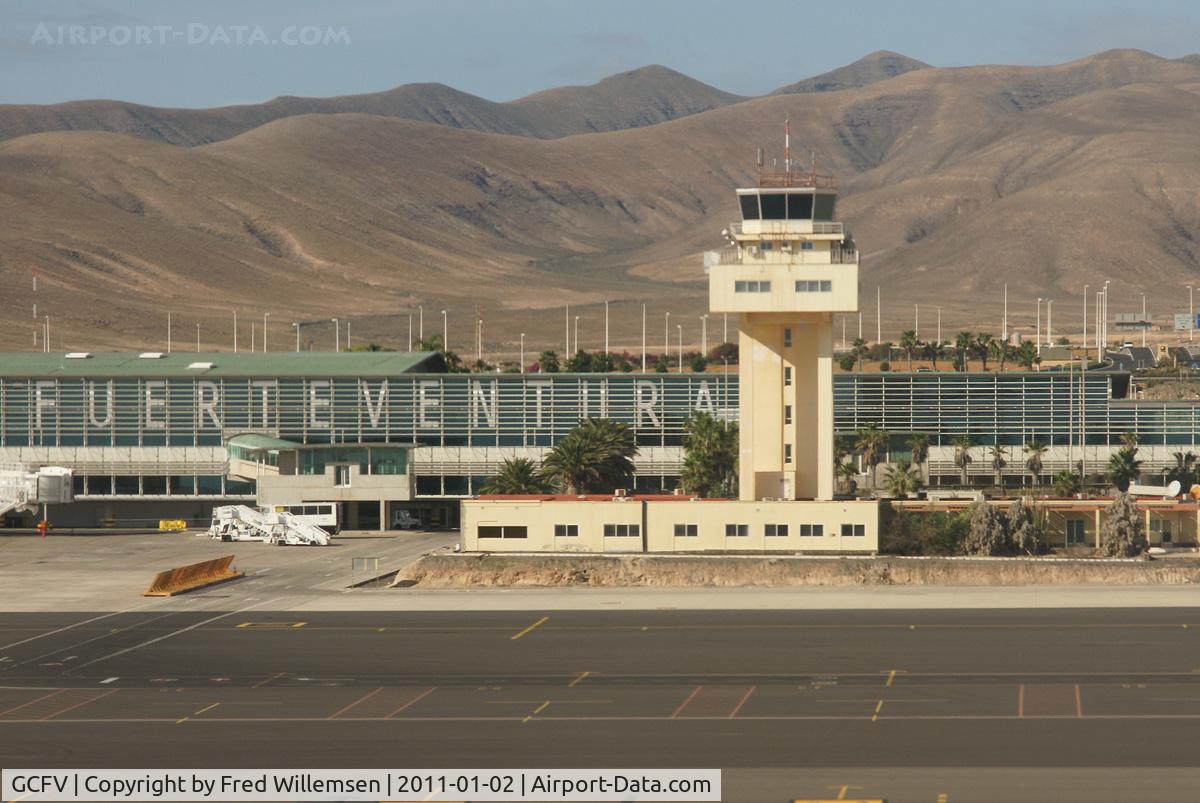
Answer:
[
  {"xmin": 795, "ymin": 280, "xmax": 832, "ymax": 292},
  {"xmin": 786, "ymin": 193, "xmax": 813, "ymax": 219},
  {"xmin": 799, "ymin": 524, "xmax": 824, "ymax": 537},
  {"xmin": 765, "ymin": 524, "xmax": 789, "ymax": 537},
  {"xmin": 784, "ymin": 405, "xmax": 792, "ymax": 425},
  {"xmin": 479, "ymin": 525, "xmax": 528, "ymax": 539},
  {"xmin": 554, "ymin": 524, "xmax": 579, "ymax": 537},
  {"xmin": 604, "ymin": 523, "xmax": 640, "ymax": 537},
  {"xmin": 783, "ymin": 328, "xmax": 792, "ymax": 347},
  {"xmin": 761, "ymin": 241, "xmax": 773, "ymax": 251},
  {"xmin": 674, "ymin": 523, "xmax": 698, "ymax": 537},
  {"xmin": 784, "ymin": 444, "xmax": 792, "ymax": 464},
  {"xmin": 725, "ymin": 523, "xmax": 749, "ymax": 537},
  {"xmin": 799, "ymin": 241, "xmax": 815, "ymax": 250},
  {"xmin": 739, "ymin": 194, "xmax": 760, "ymax": 220},
  {"xmin": 820, "ymin": 280, "xmax": 832, "ymax": 291},
  {"xmin": 1066, "ymin": 519, "xmax": 1086, "ymax": 546},
  {"xmin": 735, "ymin": 280, "xmax": 771, "ymax": 293},
  {"xmin": 760, "ymin": 192, "xmax": 786, "ymax": 220},
  {"xmin": 784, "ymin": 366, "xmax": 792, "ymax": 386},
  {"xmin": 335, "ymin": 464, "xmax": 351, "ymax": 487},
  {"xmin": 841, "ymin": 523, "xmax": 866, "ymax": 537}
]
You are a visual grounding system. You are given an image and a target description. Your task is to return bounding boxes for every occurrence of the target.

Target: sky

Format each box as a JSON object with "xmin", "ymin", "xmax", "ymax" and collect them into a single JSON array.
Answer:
[{"xmin": 3, "ymin": 0, "xmax": 1200, "ymax": 107}]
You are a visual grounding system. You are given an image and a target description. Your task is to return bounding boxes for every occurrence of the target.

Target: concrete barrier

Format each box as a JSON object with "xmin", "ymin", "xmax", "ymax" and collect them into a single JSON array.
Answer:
[{"xmin": 144, "ymin": 554, "xmax": 243, "ymax": 596}]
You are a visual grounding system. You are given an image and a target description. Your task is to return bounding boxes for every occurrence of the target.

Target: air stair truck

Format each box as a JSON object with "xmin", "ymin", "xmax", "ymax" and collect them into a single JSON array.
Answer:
[{"xmin": 207, "ymin": 505, "xmax": 332, "ymax": 546}]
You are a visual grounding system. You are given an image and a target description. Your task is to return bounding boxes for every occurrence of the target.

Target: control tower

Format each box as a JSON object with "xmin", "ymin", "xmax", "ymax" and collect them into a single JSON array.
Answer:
[{"xmin": 707, "ymin": 124, "xmax": 858, "ymax": 502}]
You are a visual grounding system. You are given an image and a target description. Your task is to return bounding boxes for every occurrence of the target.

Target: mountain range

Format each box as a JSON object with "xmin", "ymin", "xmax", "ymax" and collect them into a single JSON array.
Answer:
[{"xmin": 2, "ymin": 48, "xmax": 1200, "ymax": 354}]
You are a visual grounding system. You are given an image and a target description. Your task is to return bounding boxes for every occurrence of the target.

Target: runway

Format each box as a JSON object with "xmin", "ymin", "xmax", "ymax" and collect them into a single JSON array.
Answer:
[{"xmin": 3, "ymin": 608, "xmax": 1200, "ymax": 802}]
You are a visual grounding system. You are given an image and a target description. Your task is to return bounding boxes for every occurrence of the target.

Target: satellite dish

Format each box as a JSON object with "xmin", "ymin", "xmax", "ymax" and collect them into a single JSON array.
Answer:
[{"xmin": 1167, "ymin": 480, "xmax": 1182, "ymax": 497}]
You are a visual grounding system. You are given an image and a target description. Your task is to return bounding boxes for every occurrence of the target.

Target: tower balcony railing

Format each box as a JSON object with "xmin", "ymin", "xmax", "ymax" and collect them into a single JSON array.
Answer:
[
  {"xmin": 708, "ymin": 246, "xmax": 858, "ymax": 266},
  {"xmin": 729, "ymin": 220, "xmax": 844, "ymax": 237}
]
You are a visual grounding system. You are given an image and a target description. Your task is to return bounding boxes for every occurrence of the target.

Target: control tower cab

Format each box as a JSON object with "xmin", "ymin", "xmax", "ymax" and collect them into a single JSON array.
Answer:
[{"xmin": 706, "ymin": 127, "xmax": 858, "ymax": 502}]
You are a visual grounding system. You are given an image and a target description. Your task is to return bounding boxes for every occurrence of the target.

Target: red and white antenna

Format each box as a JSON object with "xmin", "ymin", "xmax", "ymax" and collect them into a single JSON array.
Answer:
[{"xmin": 784, "ymin": 118, "xmax": 791, "ymax": 173}]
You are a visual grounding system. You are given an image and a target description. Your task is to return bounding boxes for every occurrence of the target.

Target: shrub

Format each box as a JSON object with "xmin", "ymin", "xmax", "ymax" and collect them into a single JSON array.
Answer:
[
  {"xmin": 962, "ymin": 501, "xmax": 1009, "ymax": 556},
  {"xmin": 1098, "ymin": 492, "xmax": 1147, "ymax": 557},
  {"xmin": 879, "ymin": 506, "xmax": 969, "ymax": 556}
]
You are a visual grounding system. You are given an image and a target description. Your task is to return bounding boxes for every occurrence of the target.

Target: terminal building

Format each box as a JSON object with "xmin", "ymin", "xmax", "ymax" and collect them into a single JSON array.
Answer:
[{"xmin": 2, "ymin": 348, "xmax": 1199, "ymax": 532}]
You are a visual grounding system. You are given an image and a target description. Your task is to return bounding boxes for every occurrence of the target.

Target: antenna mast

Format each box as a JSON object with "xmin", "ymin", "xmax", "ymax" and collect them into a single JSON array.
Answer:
[{"xmin": 784, "ymin": 118, "xmax": 791, "ymax": 174}]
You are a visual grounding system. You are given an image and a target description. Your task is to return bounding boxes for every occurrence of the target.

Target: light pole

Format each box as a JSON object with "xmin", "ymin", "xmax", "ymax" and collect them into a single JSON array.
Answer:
[
  {"xmin": 937, "ymin": 307, "xmax": 942, "ymax": 345},
  {"xmin": 477, "ymin": 316, "xmax": 482, "ymax": 364},
  {"xmin": 573, "ymin": 315, "xmax": 580, "ymax": 356},
  {"xmin": 914, "ymin": 304, "xmax": 919, "ymax": 338},
  {"xmin": 1141, "ymin": 292, "xmax": 1147, "ymax": 347},
  {"xmin": 1036, "ymin": 298, "xmax": 1042, "ymax": 352},
  {"xmin": 641, "ymin": 304, "xmax": 646, "ymax": 373},
  {"xmin": 407, "ymin": 314, "xmax": 412, "ymax": 351},
  {"xmin": 1002, "ymin": 283, "xmax": 1008, "ymax": 342},
  {"xmin": 1103, "ymin": 280, "xmax": 1110, "ymax": 349},
  {"xmin": 196, "ymin": 323, "xmax": 200, "ymax": 352},
  {"xmin": 418, "ymin": 305, "xmax": 423, "ymax": 341},
  {"xmin": 520, "ymin": 332, "xmax": 525, "ymax": 373},
  {"xmin": 604, "ymin": 300, "xmax": 609, "ymax": 355},
  {"xmin": 1190, "ymin": 286, "xmax": 1195, "ymax": 342},
  {"xmin": 664, "ymin": 312, "xmax": 670, "ymax": 363},
  {"xmin": 701, "ymin": 314, "xmax": 708, "ymax": 356},
  {"xmin": 293, "ymin": 322, "xmax": 300, "ymax": 352},
  {"xmin": 677, "ymin": 324, "xmax": 683, "ymax": 373},
  {"xmin": 723, "ymin": 313, "xmax": 728, "ymax": 346},
  {"xmin": 167, "ymin": 312, "xmax": 172, "ymax": 353},
  {"xmin": 1082, "ymin": 284, "xmax": 1088, "ymax": 363},
  {"xmin": 441, "ymin": 310, "xmax": 448, "ymax": 352},
  {"xmin": 346, "ymin": 319, "xmax": 351, "ymax": 349},
  {"xmin": 233, "ymin": 310, "xmax": 237, "ymax": 353},
  {"xmin": 263, "ymin": 312, "xmax": 270, "ymax": 352},
  {"xmin": 331, "ymin": 318, "xmax": 339, "ymax": 352},
  {"xmin": 1046, "ymin": 299, "xmax": 1053, "ymax": 348}
]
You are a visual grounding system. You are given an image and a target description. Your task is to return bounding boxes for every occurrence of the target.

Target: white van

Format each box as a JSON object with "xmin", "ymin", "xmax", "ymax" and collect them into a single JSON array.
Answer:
[{"xmin": 269, "ymin": 502, "xmax": 340, "ymax": 534}]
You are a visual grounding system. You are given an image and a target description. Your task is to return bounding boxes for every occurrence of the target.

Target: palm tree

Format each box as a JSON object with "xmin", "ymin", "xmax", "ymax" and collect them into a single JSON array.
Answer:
[
  {"xmin": 882, "ymin": 459, "xmax": 922, "ymax": 497},
  {"xmin": 855, "ymin": 423, "xmax": 889, "ymax": 493},
  {"xmin": 975, "ymin": 333, "xmax": 995, "ymax": 371},
  {"xmin": 539, "ymin": 418, "xmax": 637, "ymax": 494},
  {"xmin": 837, "ymin": 461, "xmax": 859, "ymax": 495},
  {"xmin": 1120, "ymin": 432, "xmax": 1139, "ymax": 450},
  {"xmin": 989, "ymin": 339, "xmax": 1007, "ymax": 372},
  {"xmin": 1165, "ymin": 451, "xmax": 1198, "ymax": 491},
  {"xmin": 680, "ymin": 411, "xmax": 738, "ymax": 497},
  {"xmin": 481, "ymin": 457, "xmax": 548, "ymax": 494},
  {"xmin": 921, "ymin": 340, "xmax": 944, "ymax": 371},
  {"xmin": 1106, "ymin": 447, "xmax": 1142, "ymax": 492},
  {"xmin": 954, "ymin": 331, "xmax": 974, "ymax": 371},
  {"xmin": 1024, "ymin": 439, "xmax": 1049, "ymax": 487},
  {"xmin": 899, "ymin": 330, "xmax": 919, "ymax": 372},
  {"xmin": 952, "ymin": 435, "xmax": 974, "ymax": 486},
  {"xmin": 1016, "ymin": 341, "xmax": 1038, "ymax": 370},
  {"xmin": 988, "ymin": 445, "xmax": 1007, "ymax": 488},
  {"xmin": 1052, "ymin": 470, "xmax": 1082, "ymax": 497},
  {"xmin": 851, "ymin": 338, "xmax": 869, "ymax": 373},
  {"xmin": 907, "ymin": 433, "xmax": 930, "ymax": 477}
]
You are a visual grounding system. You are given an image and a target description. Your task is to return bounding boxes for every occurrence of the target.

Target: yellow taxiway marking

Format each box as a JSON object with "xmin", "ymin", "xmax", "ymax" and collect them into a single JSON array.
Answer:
[
  {"xmin": 237, "ymin": 621, "xmax": 306, "ymax": 629},
  {"xmin": 510, "ymin": 616, "xmax": 549, "ymax": 641},
  {"xmin": 193, "ymin": 703, "xmax": 219, "ymax": 716},
  {"xmin": 569, "ymin": 671, "xmax": 590, "ymax": 687},
  {"xmin": 253, "ymin": 672, "xmax": 288, "ymax": 689},
  {"xmin": 937, "ymin": 794, "xmax": 949, "ymax": 802},
  {"xmin": 522, "ymin": 700, "xmax": 551, "ymax": 723},
  {"xmin": 872, "ymin": 699, "xmax": 884, "ymax": 722}
]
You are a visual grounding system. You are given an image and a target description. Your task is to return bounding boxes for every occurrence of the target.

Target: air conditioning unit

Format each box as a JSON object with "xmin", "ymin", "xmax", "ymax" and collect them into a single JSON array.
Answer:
[{"xmin": 614, "ymin": 488, "xmax": 627, "ymax": 498}]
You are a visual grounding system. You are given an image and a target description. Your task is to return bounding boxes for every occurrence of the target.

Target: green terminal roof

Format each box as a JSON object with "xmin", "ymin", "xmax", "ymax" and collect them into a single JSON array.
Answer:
[
  {"xmin": 0, "ymin": 351, "xmax": 445, "ymax": 378},
  {"xmin": 226, "ymin": 433, "xmax": 301, "ymax": 451}
]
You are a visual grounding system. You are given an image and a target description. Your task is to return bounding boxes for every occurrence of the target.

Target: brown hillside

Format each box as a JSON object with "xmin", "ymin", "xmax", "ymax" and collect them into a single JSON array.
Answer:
[
  {"xmin": 773, "ymin": 50, "xmax": 930, "ymax": 94},
  {"xmin": 3, "ymin": 49, "xmax": 1200, "ymax": 355}
]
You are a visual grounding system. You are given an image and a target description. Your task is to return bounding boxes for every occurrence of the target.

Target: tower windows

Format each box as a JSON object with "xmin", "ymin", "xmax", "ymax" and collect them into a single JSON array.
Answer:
[
  {"xmin": 735, "ymin": 280, "xmax": 771, "ymax": 293},
  {"xmin": 784, "ymin": 443, "xmax": 793, "ymax": 463},
  {"xmin": 784, "ymin": 405, "xmax": 792, "ymax": 425},
  {"xmin": 784, "ymin": 366, "xmax": 792, "ymax": 386},
  {"xmin": 795, "ymin": 280, "xmax": 832, "ymax": 292},
  {"xmin": 783, "ymin": 328, "xmax": 792, "ymax": 347}
]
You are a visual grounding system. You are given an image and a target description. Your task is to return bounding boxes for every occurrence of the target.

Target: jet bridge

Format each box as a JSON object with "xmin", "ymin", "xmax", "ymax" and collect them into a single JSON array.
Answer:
[{"xmin": 0, "ymin": 464, "xmax": 74, "ymax": 519}]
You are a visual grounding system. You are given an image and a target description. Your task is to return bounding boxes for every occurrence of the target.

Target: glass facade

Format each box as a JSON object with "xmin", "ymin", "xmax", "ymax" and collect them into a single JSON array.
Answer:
[{"xmin": 9, "ymin": 368, "xmax": 1200, "ymax": 500}]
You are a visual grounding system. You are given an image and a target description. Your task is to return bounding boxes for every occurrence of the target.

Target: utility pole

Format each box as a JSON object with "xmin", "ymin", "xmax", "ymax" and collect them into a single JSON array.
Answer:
[
  {"xmin": 167, "ymin": 312, "xmax": 172, "ymax": 353},
  {"xmin": 604, "ymin": 300, "xmax": 610, "ymax": 355},
  {"xmin": 641, "ymin": 304, "xmax": 647, "ymax": 373},
  {"xmin": 233, "ymin": 311, "xmax": 237, "ymax": 353},
  {"xmin": 876, "ymin": 285, "xmax": 881, "ymax": 343},
  {"xmin": 677, "ymin": 324, "xmax": 683, "ymax": 373},
  {"xmin": 1036, "ymin": 298, "xmax": 1042, "ymax": 352},
  {"xmin": 1003, "ymin": 283, "xmax": 1008, "ymax": 342}
]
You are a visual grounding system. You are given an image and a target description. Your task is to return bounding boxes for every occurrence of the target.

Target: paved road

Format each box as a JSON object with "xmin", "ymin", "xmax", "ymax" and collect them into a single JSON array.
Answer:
[{"xmin": 3, "ymin": 607, "xmax": 1200, "ymax": 801}]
